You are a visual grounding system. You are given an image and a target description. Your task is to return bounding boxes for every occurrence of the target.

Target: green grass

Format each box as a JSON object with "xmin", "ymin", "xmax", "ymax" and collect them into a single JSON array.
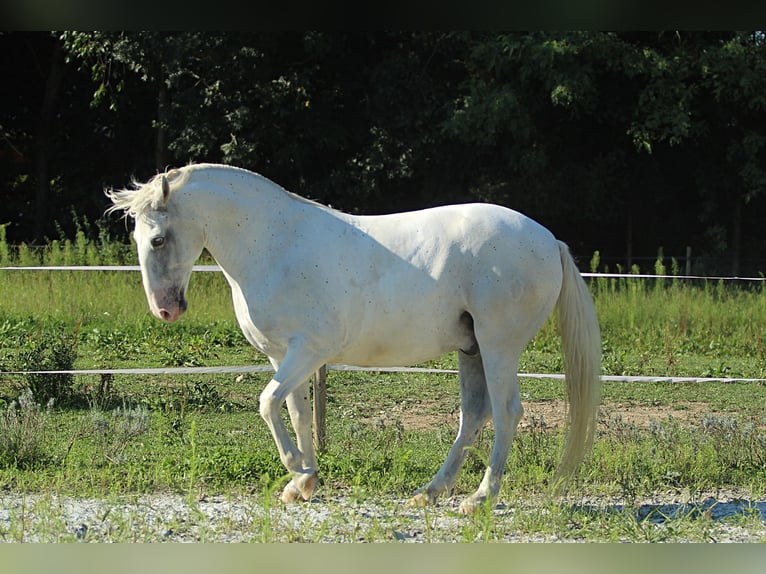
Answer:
[{"xmin": 1, "ymin": 240, "xmax": 765, "ymax": 540}]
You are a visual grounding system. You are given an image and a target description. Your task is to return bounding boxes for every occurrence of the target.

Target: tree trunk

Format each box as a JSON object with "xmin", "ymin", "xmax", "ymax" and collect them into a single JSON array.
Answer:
[
  {"xmin": 34, "ymin": 38, "xmax": 65, "ymax": 243},
  {"xmin": 155, "ymin": 76, "xmax": 169, "ymax": 172},
  {"xmin": 626, "ymin": 210, "xmax": 633, "ymax": 271},
  {"xmin": 730, "ymin": 190, "xmax": 743, "ymax": 276}
]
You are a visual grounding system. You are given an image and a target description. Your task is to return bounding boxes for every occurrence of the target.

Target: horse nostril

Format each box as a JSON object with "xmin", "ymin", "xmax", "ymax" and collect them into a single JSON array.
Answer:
[{"xmin": 159, "ymin": 309, "xmax": 171, "ymax": 321}]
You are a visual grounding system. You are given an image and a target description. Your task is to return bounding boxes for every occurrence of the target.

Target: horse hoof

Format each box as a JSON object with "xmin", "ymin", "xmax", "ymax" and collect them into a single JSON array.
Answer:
[
  {"xmin": 279, "ymin": 481, "xmax": 302, "ymax": 504},
  {"xmin": 458, "ymin": 500, "xmax": 476, "ymax": 514},
  {"xmin": 296, "ymin": 471, "xmax": 318, "ymax": 501},
  {"xmin": 458, "ymin": 496, "xmax": 484, "ymax": 515},
  {"xmin": 279, "ymin": 471, "xmax": 318, "ymax": 503},
  {"xmin": 457, "ymin": 495, "xmax": 494, "ymax": 515},
  {"xmin": 406, "ymin": 492, "xmax": 432, "ymax": 508}
]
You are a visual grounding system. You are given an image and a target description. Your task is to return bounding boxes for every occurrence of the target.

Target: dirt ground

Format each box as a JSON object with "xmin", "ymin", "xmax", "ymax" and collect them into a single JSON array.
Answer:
[{"xmin": 385, "ymin": 399, "xmax": 713, "ymax": 433}]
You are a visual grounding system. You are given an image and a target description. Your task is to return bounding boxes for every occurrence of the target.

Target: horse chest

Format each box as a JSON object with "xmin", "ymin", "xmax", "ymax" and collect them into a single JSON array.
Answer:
[
  {"xmin": 226, "ymin": 280, "xmax": 289, "ymax": 358},
  {"xmin": 236, "ymin": 314, "xmax": 281, "ymax": 356}
]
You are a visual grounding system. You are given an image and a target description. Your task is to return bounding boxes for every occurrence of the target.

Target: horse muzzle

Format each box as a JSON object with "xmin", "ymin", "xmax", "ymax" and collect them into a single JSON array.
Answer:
[{"xmin": 152, "ymin": 287, "xmax": 187, "ymax": 323}]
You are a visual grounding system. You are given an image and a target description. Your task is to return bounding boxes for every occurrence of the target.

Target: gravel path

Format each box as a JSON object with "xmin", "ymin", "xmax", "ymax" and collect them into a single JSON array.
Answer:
[{"xmin": 1, "ymin": 491, "xmax": 764, "ymax": 542}]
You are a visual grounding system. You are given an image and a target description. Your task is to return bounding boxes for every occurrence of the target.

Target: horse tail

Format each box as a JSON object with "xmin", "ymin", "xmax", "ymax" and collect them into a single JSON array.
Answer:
[{"xmin": 552, "ymin": 241, "xmax": 601, "ymax": 489}]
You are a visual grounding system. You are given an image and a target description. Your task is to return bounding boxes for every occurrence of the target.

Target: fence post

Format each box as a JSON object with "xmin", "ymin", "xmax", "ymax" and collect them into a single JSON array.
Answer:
[{"xmin": 313, "ymin": 364, "xmax": 327, "ymax": 453}]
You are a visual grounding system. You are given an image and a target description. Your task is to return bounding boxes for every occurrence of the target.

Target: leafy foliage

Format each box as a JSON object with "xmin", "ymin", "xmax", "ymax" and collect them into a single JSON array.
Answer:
[{"xmin": 3, "ymin": 32, "xmax": 766, "ymax": 273}]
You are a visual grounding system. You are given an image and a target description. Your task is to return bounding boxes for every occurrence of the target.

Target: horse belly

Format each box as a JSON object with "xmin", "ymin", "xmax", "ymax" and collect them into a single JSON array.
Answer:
[{"xmin": 333, "ymin": 308, "xmax": 468, "ymax": 367}]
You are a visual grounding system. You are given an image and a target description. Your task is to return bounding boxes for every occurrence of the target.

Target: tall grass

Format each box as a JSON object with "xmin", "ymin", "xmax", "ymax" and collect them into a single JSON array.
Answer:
[
  {"xmin": 524, "ymin": 252, "xmax": 766, "ymax": 380},
  {"xmin": 0, "ymin": 217, "xmax": 136, "ymax": 268},
  {"xmin": 0, "ymin": 227, "xmax": 235, "ymax": 331}
]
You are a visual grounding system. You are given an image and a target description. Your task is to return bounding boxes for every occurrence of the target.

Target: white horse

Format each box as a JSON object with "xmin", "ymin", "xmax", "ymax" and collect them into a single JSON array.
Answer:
[{"xmin": 107, "ymin": 163, "xmax": 600, "ymax": 513}]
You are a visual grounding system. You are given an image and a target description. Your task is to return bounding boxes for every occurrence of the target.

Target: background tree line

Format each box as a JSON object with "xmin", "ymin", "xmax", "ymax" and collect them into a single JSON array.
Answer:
[{"xmin": 2, "ymin": 31, "xmax": 765, "ymax": 274}]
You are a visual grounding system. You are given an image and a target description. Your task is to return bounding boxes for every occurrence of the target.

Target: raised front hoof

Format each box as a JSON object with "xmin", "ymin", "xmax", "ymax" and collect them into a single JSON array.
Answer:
[{"xmin": 280, "ymin": 471, "xmax": 318, "ymax": 504}]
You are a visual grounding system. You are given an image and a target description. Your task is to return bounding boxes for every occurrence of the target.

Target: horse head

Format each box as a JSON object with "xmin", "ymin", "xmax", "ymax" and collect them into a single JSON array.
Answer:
[{"xmin": 108, "ymin": 170, "xmax": 205, "ymax": 323}]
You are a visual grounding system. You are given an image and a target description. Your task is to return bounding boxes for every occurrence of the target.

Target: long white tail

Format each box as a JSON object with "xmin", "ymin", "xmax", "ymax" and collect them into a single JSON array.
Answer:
[{"xmin": 553, "ymin": 241, "xmax": 601, "ymax": 485}]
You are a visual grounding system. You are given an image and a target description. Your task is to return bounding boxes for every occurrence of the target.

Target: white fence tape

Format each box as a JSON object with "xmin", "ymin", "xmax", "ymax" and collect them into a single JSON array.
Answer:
[
  {"xmin": 0, "ymin": 265, "xmax": 221, "ymax": 272},
  {"xmin": 581, "ymin": 272, "xmax": 766, "ymax": 282},
  {"xmin": 1, "ymin": 365, "xmax": 764, "ymax": 384},
  {"xmin": 0, "ymin": 365, "xmax": 457, "ymax": 376},
  {"xmin": 2, "ymin": 265, "xmax": 764, "ymax": 383},
  {"xmin": 2, "ymin": 265, "xmax": 766, "ymax": 282}
]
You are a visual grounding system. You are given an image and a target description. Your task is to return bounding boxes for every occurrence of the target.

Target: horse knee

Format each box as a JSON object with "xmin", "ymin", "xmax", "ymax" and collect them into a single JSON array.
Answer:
[
  {"xmin": 510, "ymin": 398, "xmax": 524, "ymax": 423},
  {"xmin": 259, "ymin": 387, "xmax": 280, "ymax": 422}
]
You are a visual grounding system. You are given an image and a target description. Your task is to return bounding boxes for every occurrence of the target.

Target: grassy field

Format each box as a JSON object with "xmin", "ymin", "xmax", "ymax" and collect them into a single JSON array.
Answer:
[{"xmin": 1, "ymin": 240, "xmax": 765, "ymax": 541}]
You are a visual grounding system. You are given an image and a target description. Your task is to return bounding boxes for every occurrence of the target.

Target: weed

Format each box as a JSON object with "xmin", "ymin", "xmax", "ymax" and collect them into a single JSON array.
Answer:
[
  {"xmin": 515, "ymin": 412, "xmax": 556, "ymax": 471},
  {"xmin": 154, "ymin": 395, "xmax": 190, "ymax": 446},
  {"xmin": 20, "ymin": 320, "xmax": 80, "ymax": 405},
  {"xmin": 88, "ymin": 405, "xmax": 150, "ymax": 466},
  {"xmin": 699, "ymin": 413, "xmax": 766, "ymax": 471},
  {"xmin": 252, "ymin": 473, "xmax": 291, "ymax": 542},
  {"xmin": 465, "ymin": 497, "xmax": 498, "ymax": 542},
  {"xmin": 0, "ymin": 223, "xmax": 10, "ymax": 266},
  {"xmin": 187, "ymin": 420, "xmax": 199, "ymax": 505},
  {"xmin": 0, "ymin": 388, "xmax": 53, "ymax": 468}
]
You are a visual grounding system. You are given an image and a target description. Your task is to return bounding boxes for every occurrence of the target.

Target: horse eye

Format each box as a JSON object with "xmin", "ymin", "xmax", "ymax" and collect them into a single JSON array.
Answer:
[{"xmin": 150, "ymin": 236, "xmax": 165, "ymax": 248}]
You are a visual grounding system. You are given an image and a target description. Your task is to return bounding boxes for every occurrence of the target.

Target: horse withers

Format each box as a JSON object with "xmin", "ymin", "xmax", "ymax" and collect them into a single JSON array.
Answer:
[{"xmin": 107, "ymin": 163, "xmax": 600, "ymax": 514}]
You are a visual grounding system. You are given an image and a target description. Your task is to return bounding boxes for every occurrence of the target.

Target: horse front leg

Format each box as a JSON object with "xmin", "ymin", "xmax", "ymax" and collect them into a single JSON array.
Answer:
[
  {"xmin": 259, "ymin": 349, "xmax": 325, "ymax": 503},
  {"xmin": 280, "ymin": 381, "xmax": 318, "ymax": 502}
]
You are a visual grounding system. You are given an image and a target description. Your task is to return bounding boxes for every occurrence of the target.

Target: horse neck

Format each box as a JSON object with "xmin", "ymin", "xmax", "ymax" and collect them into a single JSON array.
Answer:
[{"xmin": 182, "ymin": 169, "xmax": 312, "ymax": 276}]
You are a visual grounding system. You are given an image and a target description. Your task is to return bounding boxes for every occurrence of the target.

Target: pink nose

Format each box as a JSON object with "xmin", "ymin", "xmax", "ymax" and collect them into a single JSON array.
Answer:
[
  {"xmin": 153, "ymin": 289, "xmax": 187, "ymax": 322},
  {"xmin": 159, "ymin": 308, "xmax": 177, "ymax": 322}
]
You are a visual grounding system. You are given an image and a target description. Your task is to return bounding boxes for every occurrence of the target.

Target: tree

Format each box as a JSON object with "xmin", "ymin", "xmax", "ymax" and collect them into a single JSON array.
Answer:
[
  {"xmin": 439, "ymin": 31, "xmax": 766, "ymax": 273},
  {"xmin": 2, "ymin": 31, "xmax": 764, "ymax": 274},
  {"xmin": 0, "ymin": 32, "xmax": 67, "ymax": 243},
  {"xmin": 33, "ymin": 36, "xmax": 65, "ymax": 242},
  {"xmin": 625, "ymin": 32, "xmax": 766, "ymax": 274}
]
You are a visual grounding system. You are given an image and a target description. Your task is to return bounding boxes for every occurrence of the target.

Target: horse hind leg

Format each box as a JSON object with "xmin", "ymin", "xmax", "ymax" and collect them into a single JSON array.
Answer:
[
  {"xmin": 457, "ymin": 351, "xmax": 524, "ymax": 515},
  {"xmin": 407, "ymin": 347, "xmax": 491, "ymax": 507}
]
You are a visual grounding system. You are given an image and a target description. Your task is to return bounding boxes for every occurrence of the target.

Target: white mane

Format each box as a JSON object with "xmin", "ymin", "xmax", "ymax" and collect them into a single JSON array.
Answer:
[
  {"xmin": 105, "ymin": 167, "xmax": 189, "ymax": 218},
  {"xmin": 106, "ymin": 163, "xmax": 330, "ymax": 218}
]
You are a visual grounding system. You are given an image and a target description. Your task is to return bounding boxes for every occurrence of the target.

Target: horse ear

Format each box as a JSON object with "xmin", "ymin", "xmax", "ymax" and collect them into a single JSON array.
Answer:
[{"xmin": 161, "ymin": 175, "xmax": 170, "ymax": 206}]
